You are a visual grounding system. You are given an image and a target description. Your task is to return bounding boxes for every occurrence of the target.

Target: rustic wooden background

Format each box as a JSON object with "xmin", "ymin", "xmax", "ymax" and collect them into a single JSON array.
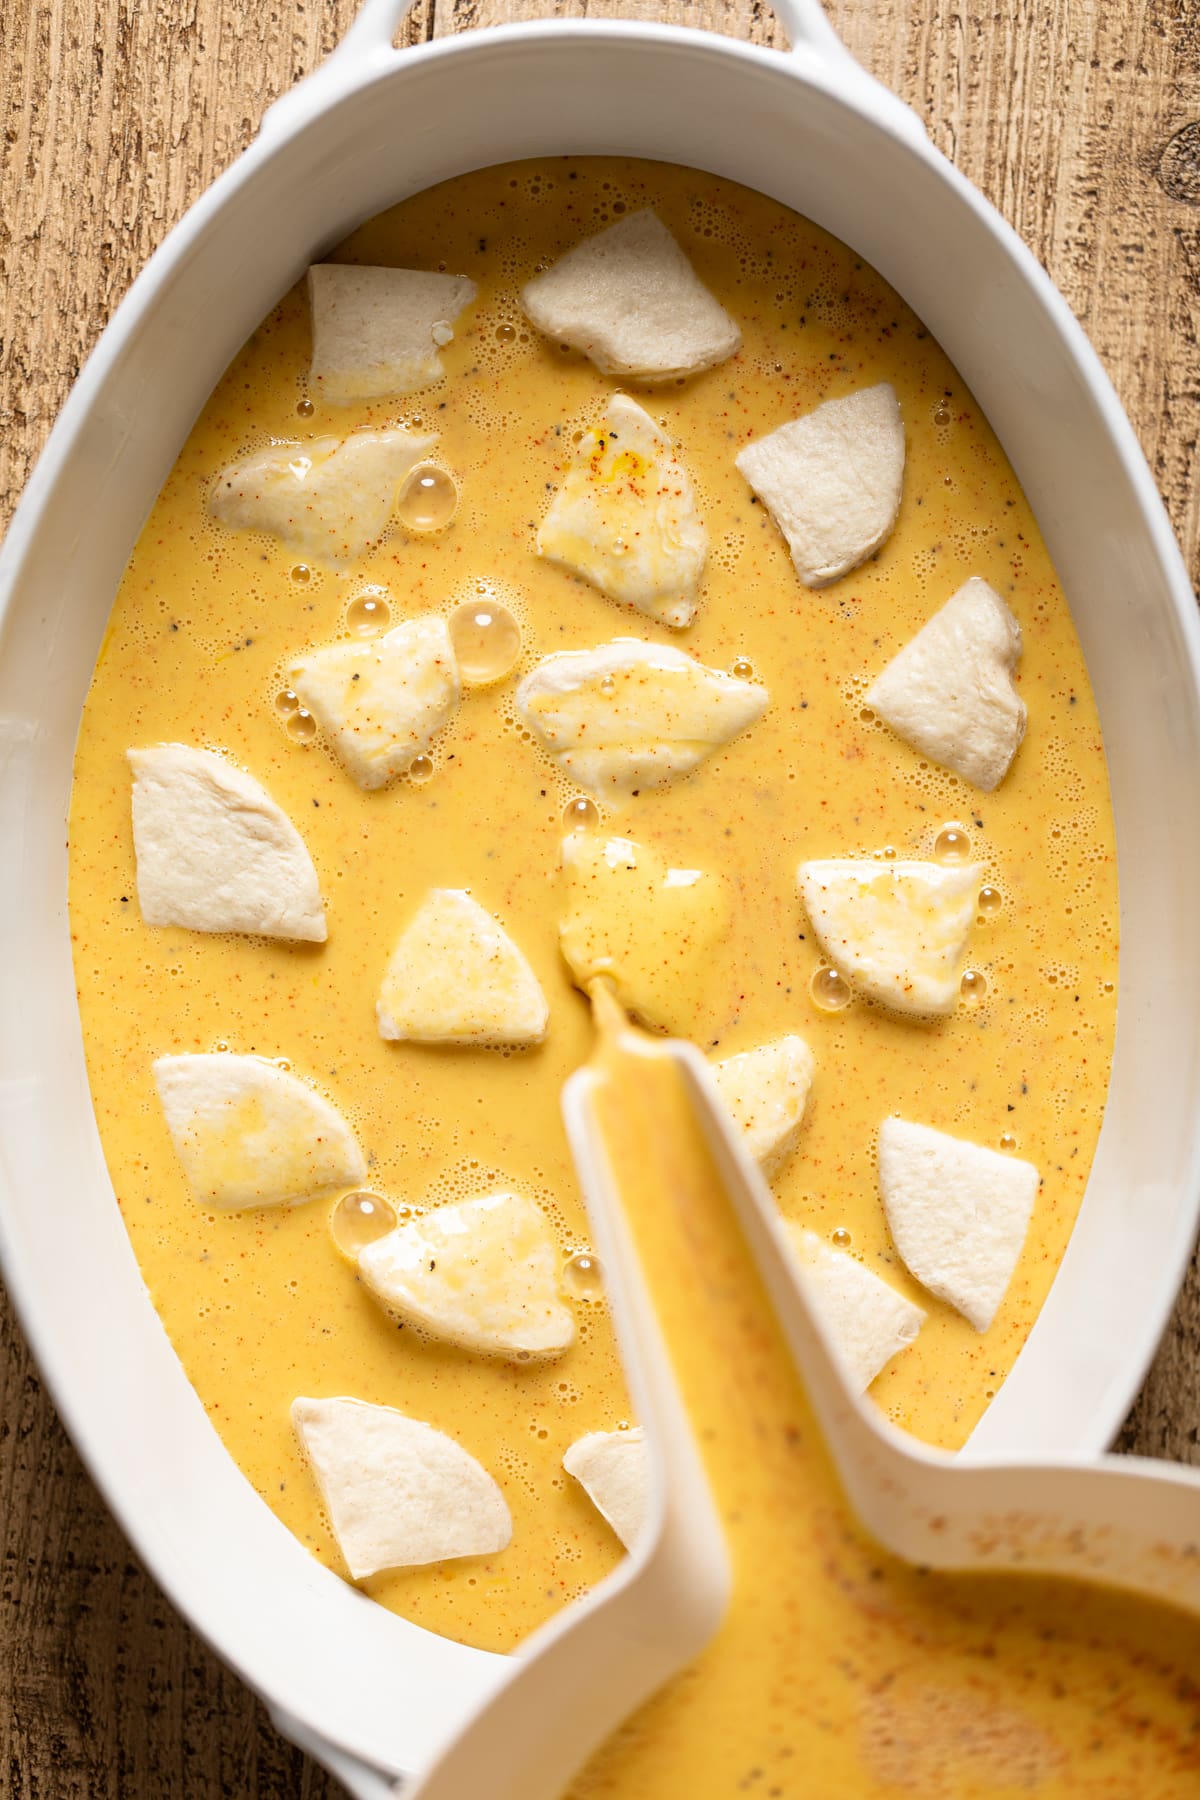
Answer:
[{"xmin": 1, "ymin": 0, "xmax": 1199, "ymax": 1792}]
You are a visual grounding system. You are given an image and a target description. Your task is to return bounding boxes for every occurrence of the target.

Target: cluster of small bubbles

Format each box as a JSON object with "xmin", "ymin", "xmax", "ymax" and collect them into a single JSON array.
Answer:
[
  {"xmin": 563, "ymin": 1252, "xmax": 605, "ymax": 1300},
  {"xmin": 978, "ymin": 885, "xmax": 1002, "ymax": 916},
  {"xmin": 329, "ymin": 1191, "xmax": 398, "ymax": 1259},
  {"xmin": 291, "ymin": 564, "xmax": 312, "ymax": 584},
  {"xmin": 934, "ymin": 825, "xmax": 971, "ymax": 862},
  {"xmin": 932, "ymin": 401, "xmax": 952, "ymax": 428},
  {"xmin": 810, "ymin": 966, "xmax": 852, "ymax": 1012},
  {"xmin": 347, "ymin": 591, "xmax": 390, "ymax": 634},
  {"xmin": 296, "ymin": 397, "xmax": 315, "ymax": 419},
  {"xmin": 563, "ymin": 796, "xmax": 599, "ymax": 830},
  {"xmin": 449, "ymin": 598, "xmax": 521, "ymax": 684},
  {"xmin": 275, "ymin": 688, "xmax": 300, "ymax": 715},
  {"xmin": 831, "ymin": 1227, "xmax": 852, "ymax": 1249},
  {"xmin": 398, "ymin": 463, "xmax": 458, "ymax": 533},
  {"xmin": 960, "ymin": 969, "xmax": 988, "ymax": 1004},
  {"xmin": 286, "ymin": 708, "xmax": 317, "ymax": 743},
  {"xmin": 910, "ymin": 546, "xmax": 940, "ymax": 582}
]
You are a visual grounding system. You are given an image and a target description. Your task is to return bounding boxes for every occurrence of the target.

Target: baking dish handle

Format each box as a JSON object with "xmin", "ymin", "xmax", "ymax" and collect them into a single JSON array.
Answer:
[{"xmin": 260, "ymin": 0, "xmax": 927, "ymax": 142}]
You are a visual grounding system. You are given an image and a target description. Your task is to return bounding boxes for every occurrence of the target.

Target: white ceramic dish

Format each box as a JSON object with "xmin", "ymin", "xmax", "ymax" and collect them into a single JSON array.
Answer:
[{"xmin": 2, "ymin": 1, "xmax": 1200, "ymax": 1791}]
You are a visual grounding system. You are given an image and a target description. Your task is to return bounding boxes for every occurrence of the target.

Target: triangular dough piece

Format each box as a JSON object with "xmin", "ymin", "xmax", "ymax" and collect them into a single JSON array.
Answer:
[
  {"xmin": 798, "ymin": 858, "xmax": 982, "ymax": 1016},
  {"xmin": 308, "ymin": 265, "xmax": 476, "ymax": 405},
  {"xmin": 129, "ymin": 744, "xmax": 325, "ymax": 942},
  {"xmin": 866, "ymin": 578, "xmax": 1026, "ymax": 791},
  {"xmin": 358, "ymin": 1191, "xmax": 574, "ymax": 1360},
  {"xmin": 563, "ymin": 1428, "xmax": 649, "ymax": 1550},
  {"xmin": 210, "ymin": 426, "xmax": 437, "ymax": 567},
  {"xmin": 290, "ymin": 615, "xmax": 460, "ymax": 790},
  {"xmin": 785, "ymin": 1227, "xmax": 925, "ymax": 1392},
  {"xmin": 377, "ymin": 889, "xmax": 549, "ymax": 1045},
  {"xmin": 559, "ymin": 832, "xmax": 730, "ymax": 1037},
  {"xmin": 538, "ymin": 395, "xmax": 707, "ymax": 628},
  {"xmin": 521, "ymin": 211, "xmax": 740, "ymax": 381},
  {"xmin": 291, "ymin": 1397, "xmax": 511, "ymax": 1579},
  {"xmin": 877, "ymin": 1117, "xmax": 1040, "ymax": 1331},
  {"xmin": 153, "ymin": 1053, "xmax": 365, "ymax": 1210},
  {"xmin": 711, "ymin": 1035, "xmax": 814, "ymax": 1178},
  {"xmin": 515, "ymin": 638, "xmax": 766, "ymax": 802},
  {"xmin": 736, "ymin": 384, "xmax": 905, "ymax": 587}
]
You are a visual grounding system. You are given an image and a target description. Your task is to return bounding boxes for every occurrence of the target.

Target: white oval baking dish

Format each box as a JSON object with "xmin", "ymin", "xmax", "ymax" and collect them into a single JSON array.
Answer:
[{"xmin": 2, "ymin": 1, "xmax": 1199, "ymax": 1791}]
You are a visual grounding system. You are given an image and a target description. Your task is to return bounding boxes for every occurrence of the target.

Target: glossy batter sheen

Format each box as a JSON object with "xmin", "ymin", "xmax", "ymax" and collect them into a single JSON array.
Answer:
[
  {"xmin": 69, "ymin": 159, "xmax": 1118, "ymax": 1664},
  {"xmin": 574, "ymin": 1017, "xmax": 1200, "ymax": 1797}
]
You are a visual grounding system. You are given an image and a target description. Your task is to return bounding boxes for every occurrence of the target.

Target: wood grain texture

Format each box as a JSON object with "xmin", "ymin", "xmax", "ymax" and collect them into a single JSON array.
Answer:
[{"xmin": 1, "ymin": 0, "xmax": 1198, "ymax": 1792}]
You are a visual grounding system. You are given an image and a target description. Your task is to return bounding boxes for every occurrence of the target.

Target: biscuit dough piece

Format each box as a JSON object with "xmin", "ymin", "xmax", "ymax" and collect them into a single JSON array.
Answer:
[
  {"xmin": 563, "ymin": 1428, "xmax": 649, "ymax": 1551},
  {"xmin": 798, "ymin": 858, "xmax": 982, "ymax": 1017},
  {"xmin": 559, "ymin": 832, "xmax": 730, "ymax": 1037},
  {"xmin": 308, "ymin": 264, "xmax": 476, "ymax": 405},
  {"xmin": 291, "ymin": 1397, "xmax": 512, "ymax": 1579},
  {"xmin": 710, "ymin": 1035, "xmax": 815, "ymax": 1179},
  {"xmin": 358, "ymin": 1191, "xmax": 575, "ymax": 1361},
  {"xmin": 877, "ymin": 1117, "xmax": 1040, "ymax": 1332},
  {"xmin": 866, "ymin": 578, "xmax": 1027, "ymax": 791},
  {"xmin": 736, "ymin": 383, "xmax": 905, "ymax": 587},
  {"xmin": 129, "ymin": 744, "xmax": 326, "ymax": 942},
  {"xmin": 289, "ymin": 615, "xmax": 461, "ymax": 790},
  {"xmin": 515, "ymin": 638, "xmax": 766, "ymax": 802},
  {"xmin": 377, "ymin": 889, "xmax": 549, "ymax": 1045},
  {"xmin": 785, "ymin": 1227, "xmax": 925, "ymax": 1392},
  {"xmin": 538, "ymin": 395, "xmax": 708, "ymax": 628},
  {"xmin": 210, "ymin": 426, "xmax": 438, "ymax": 567},
  {"xmin": 153, "ymin": 1053, "xmax": 366, "ymax": 1210},
  {"xmin": 521, "ymin": 211, "xmax": 740, "ymax": 382}
]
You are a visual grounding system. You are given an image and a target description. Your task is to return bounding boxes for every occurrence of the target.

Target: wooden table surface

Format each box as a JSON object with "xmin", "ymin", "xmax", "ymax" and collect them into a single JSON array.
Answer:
[{"xmin": 2, "ymin": 0, "xmax": 1199, "ymax": 1792}]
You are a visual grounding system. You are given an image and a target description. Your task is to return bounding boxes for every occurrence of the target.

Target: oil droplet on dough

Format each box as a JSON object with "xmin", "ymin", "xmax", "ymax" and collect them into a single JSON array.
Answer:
[
  {"xmin": 346, "ymin": 591, "xmax": 391, "ymax": 634},
  {"xmin": 330, "ymin": 1190, "xmax": 398, "ymax": 1260},
  {"xmin": 732, "ymin": 657, "xmax": 754, "ymax": 680},
  {"xmin": 810, "ymin": 966, "xmax": 852, "ymax": 1012},
  {"xmin": 409, "ymin": 755, "xmax": 434, "ymax": 783},
  {"xmin": 449, "ymin": 600, "xmax": 521, "ymax": 685},
  {"xmin": 999, "ymin": 1133, "xmax": 1018, "ymax": 1152},
  {"xmin": 564, "ymin": 797, "xmax": 599, "ymax": 830},
  {"xmin": 291, "ymin": 564, "xmax": 312, "ymax": 584},
  {"xmin": 275, "ymin": 688, "xmax": 300, "ymax": 714},
  {"xmin": 296, "ymin": 398, "xmax": 315, "ymax": 418},
  {"xmin": 831, "ymin": 1227, "xmax": 852, "ymax": 1248},
  {"xmin": 398, "ymin": 463, "xmax": 458, "ymax": 533},
  {"xmin": 563, "ymin": 1252, "xmax": 605, "ymax": 1299},
  {"xmin": 934, "ymin": 825, "xmax": 971, "ymax": 862},
  {"xmin": 979, "ymin": 885, "xmax": 1002, "ymax": 916},
  {"xmin": 287, "ymin": 708, "xmax": 317, "ymax": 742}
]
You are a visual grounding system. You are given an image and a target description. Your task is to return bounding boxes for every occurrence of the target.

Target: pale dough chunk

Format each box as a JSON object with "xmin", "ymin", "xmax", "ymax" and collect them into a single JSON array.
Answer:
[
  {"xmin": 563, "ymin": 1428, "xmax": 649, "ymax": 1551},
  {"xmin": 307, "ymin": 265, "xmax": 476, "ymax": 405},
  {"xmin": 785, "ymin": 1227, "xmax": 925, "ymax": 1392},
  {"xmin": 514, "ymin": 638, "xmax": 766, "ymax": 803},
  {"xmin": 710, "ymin": 1035, "xmax": 814, "ymax": 1179},
  {"xmin": 377, "ymin": 889, "xmax": 549, "ymax": 1045},
  {"xmin": 289, "ymin": 615, "xmax": 460, "ymax": 790},
  {"xmin": 153, "ymin": 1053, "xmax": 366, "ymax": 1210},
  {"xmin": 798, "ymin": 858, "xmax": 982, "ymax": 1016},
  {"xmin": 358, "ymin": 1191, "xmax": 574, "ymax": 1361},
  {"xmin": 877, "ymin": 1117, "xmax": 1040, "ymax": 1332},
  {"xmin": 559, "ymin": 832, "xmax": 730, "ymax": 1037},
  {"xmin": 538, "ymin": 394, "xmax": 708, "ymax": 628},
  {"xmin": 866, "ymin": 578, "xmax": 1027, "ymax": 791},
  {"xmin": 209, "ymin": 426, "xmax": 437, "ymax": 567},
  {"xmin": 736, "ymin": 383, "xmax": 905, "ymax": 587},
  {"xmin": 521, "ymin": 210, "xmax": 740, "ymax": 382},
  {"xmin": 291, "ymin": 1397, "xmax": 511, "ymax": 1579},
  {"xmin": 128, "ymin": 744, "xmax": 326, "ymax": 942}
]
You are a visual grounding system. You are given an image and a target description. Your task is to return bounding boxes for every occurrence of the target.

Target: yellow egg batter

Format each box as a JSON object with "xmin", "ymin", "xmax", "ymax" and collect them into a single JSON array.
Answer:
[
  {"xmin": 69, "ymin": 159, "xmax": 1119, "ymax": 1673},
  {"xmin": 571, "ymin": 1009, "xmax": 1200, "ymax": 1797}
]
